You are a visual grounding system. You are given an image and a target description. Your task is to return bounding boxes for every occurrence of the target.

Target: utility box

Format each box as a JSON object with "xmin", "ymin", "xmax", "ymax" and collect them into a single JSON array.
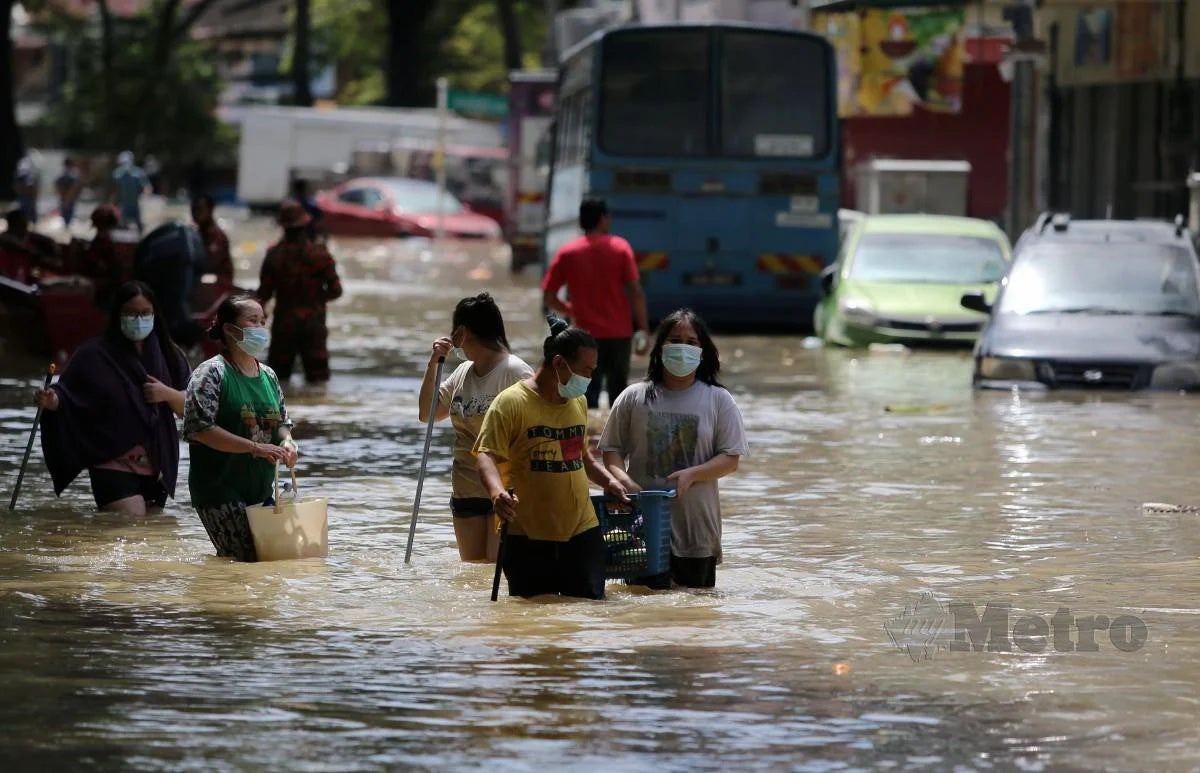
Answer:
[{"xmin": 855, "ymin": 159, "xmax": 972, "ymax": 216}]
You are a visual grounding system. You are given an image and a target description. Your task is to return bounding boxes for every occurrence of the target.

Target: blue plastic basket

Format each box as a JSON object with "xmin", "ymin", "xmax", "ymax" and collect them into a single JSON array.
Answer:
[{"xmin": 591, "ymin": 490, "xmax": 674, "ymax": 580}]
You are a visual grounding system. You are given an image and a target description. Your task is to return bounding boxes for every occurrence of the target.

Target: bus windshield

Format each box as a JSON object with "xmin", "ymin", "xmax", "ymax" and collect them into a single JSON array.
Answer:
[
  {"xmin": 598, "ymin": 28, "xmax": 830, "ymax": 158},
  {"xmin": 721, "ymin": 32, "xmax": 830, "ymax": 158},
  {"xmin": 600, "ymin": 29, "xmax": 708, "ymax": 156}
]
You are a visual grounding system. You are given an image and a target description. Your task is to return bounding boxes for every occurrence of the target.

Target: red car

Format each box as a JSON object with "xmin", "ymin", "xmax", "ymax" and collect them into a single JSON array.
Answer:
[{"xmin": 316, "ymin": 177, "xmax": 504, "ymax": 241}]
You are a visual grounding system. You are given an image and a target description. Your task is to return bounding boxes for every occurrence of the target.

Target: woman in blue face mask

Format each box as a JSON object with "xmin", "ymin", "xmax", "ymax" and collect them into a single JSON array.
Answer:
[
  {"xmin": 419, "ymin": 292, "xmax": 533, "ymax": 563},
  {"xmin": 474, "ymin": 316, "xmax": 630, "ymax": 599},
  {"xmin": 598, "ymin": 308, "xmax": 749, "ymax": 589},
  {"xmin": 35, "ymin": 281, "xmax": 192, "ymax": 514},
  {"xmin": 182, "ymin": 294, "xmax": 298, "ymax": 561}
]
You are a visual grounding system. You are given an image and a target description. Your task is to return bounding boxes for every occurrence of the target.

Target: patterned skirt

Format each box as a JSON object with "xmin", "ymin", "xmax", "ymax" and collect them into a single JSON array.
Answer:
[{"xmin": 195, "ymin": 502, "xmax": 258, "ymax": 562}]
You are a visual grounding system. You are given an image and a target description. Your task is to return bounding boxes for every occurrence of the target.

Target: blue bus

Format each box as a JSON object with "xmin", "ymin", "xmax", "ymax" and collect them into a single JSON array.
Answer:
[{"xmin": 543, "ymin": 23, "xmax": 840, "ymax": 330}]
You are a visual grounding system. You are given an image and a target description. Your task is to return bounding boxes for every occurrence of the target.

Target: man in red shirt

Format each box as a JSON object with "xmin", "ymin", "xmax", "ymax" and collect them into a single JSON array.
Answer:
[{"xmin": 542, "ymin": 198, "xmax": 649, "ymax": 409}]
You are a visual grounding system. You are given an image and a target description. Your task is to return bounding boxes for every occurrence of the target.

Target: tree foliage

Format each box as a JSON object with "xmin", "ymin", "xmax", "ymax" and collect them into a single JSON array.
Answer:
[
  {"xmin": 22, "ymin": 1, "xmax": 233, "ymax": 170},
  {"xmin": 440, "ymin": 0, "xmax": 547, "ymax": 93},
  {"xmin": 314, "ymin": 0, "xmax": 548, "ymax": 106}
]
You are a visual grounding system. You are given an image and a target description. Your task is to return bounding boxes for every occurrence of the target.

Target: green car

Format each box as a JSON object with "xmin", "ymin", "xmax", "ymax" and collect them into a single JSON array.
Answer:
[{"xmin": 814, "ymin": 214, "xmax": 1012, "ymax": 347}]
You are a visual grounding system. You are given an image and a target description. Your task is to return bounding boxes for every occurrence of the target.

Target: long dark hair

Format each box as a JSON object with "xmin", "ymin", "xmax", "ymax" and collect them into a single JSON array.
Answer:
[
  {"xmin": 106, "ymin": 280, "xmax": 186, "ymax": 365},
  {"xmin": 646, "ymin": 308, "xmax": 723, "ymax": 387},
  {"xmin": 207, "ymin": 293, "xmax": 261, "ymax": 349},
  {"xmin": 453, "ymin": 292, "xmax": 510, "ymax": 352},
  {"xmin": 542, "ymin": 315, "xmax": 596, "ymax": 366}
]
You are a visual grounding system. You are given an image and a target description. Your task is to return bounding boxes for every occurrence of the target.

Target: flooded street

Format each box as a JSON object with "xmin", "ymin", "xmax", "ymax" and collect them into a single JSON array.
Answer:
[{"xmin": 2, "ymin": 214, "xmax": 1200, "ymax": 770}]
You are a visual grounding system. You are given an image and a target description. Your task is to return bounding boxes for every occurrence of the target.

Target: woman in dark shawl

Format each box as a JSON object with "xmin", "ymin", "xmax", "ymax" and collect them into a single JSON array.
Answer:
[{"xmin": 35, "ymin": 281, "xmax": 192, "ymax": 514}]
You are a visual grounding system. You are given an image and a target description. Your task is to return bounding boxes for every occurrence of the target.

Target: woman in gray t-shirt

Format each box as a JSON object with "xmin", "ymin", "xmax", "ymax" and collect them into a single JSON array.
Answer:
[
  {"xmin": 599, "ymin": 309, "xmax": 748, "ymax": 588},
  {"xmin": 419, "ymin": 293, "xmax": 533, "ymax": 563}
]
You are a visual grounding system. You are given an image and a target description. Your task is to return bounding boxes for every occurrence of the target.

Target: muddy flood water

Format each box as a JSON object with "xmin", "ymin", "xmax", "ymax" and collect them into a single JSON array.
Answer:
[{"xmin": 2, "ymin": 212, "xmax": 1199, "ymax": 770}]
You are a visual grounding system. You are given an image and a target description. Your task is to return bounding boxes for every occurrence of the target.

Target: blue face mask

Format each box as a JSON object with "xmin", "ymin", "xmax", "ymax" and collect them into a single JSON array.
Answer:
[
  {"xmin": 120, "ymin": 314, "xmax": 155, "ymax": 342},
  {"xmin": 662, "ymin": 343, "xmax": 703, "ymax": 378},
  {"xmin": 557, "ymin": 360, "xmax": 591, "ymax": 400},
  {"xmin": 235, "ymin": 325, "xmax": 271, "ymax": 359}
]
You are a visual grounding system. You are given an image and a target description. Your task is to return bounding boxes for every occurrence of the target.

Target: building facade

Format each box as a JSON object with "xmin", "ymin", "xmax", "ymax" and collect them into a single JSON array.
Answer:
[{"xmin": 1044, "ymin": 0, "xmax": 1199, "ymax": 220}]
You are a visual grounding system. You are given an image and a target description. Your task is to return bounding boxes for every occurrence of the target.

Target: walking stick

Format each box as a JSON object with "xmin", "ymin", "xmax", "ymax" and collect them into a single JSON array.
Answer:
[
  {"xmin": 491, "ymin": 518, "xmax": 509, "ymax": 602},
  {"xmin": 404, "ymin": 356, "xmax": 444, "ymax": 564},
  {"xmin": 9, "ymin": 363, "xmax": 57, "ymax": 511}
]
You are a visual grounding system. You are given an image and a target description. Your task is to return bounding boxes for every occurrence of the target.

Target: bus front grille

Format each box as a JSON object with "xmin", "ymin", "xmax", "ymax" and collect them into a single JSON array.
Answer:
[
  {"xmin": 759, "ymin": 173, "xmax": 817, "ymax": 196},
  {"xmin": 613, "ymin": 169, "xmax": 672, "ymax": 193}
]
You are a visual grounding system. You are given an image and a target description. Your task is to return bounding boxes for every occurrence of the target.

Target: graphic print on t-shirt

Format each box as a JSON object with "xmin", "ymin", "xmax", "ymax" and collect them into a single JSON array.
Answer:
[
  {"xmin": 240, "ymin": 404, "xmax": 281, "ymax": 444},
  {"xmin": 645, "ymin": 411, "xmax": 698, "ymax": 479},
  {"xmin": 527, "ymin": 424, "xmax": 585, "ymax": 473},
  {"xmin": 450, "ymin": 393, "xmax": 496, "ymax": 418}
]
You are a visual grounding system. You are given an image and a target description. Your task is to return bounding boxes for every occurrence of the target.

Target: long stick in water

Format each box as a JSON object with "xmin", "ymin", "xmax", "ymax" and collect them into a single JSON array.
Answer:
[
  {"xmin": 405, "ymin": 356, "xmax": 444, "ymax": 564},
  {"xmin": 491, "ymin": 519, "xmax": 509, "ymax": 602},
  {"xmin": 9, "ymin": 364, "xmax": 57, "ymax": 511}
]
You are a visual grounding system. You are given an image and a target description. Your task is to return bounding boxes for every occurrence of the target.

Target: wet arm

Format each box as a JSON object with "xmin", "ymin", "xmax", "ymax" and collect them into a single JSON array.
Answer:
[
  {"xmin": 584, "ymin": 449, "xmax": 621, "ymax": 490},
  {"xmin": 672, "ymin": 453, "xmax": 740, "ymax": 486},
  {"xmin": 190, "ymin": 427, "xmax": 262, "ymax": 455},
  {"xmin": 542, "ymin": 287, "xmax": 572, "ymax": 320},
  {"xmin": 476, "ymin": 451, "xmax": 507, "ymax": 500},
  {"xmin": 541, "ymin": 257, "xmax": 572, "ymax": 319},
  {"xmin": 270, "ymin": 372, "xmax": 292, "ymax": 443},
  {"xmin": 626, "ymin": 279, "xmax": 649, "ymax": 334},
  {"xmin": 165, "ymin": 388, "xmax": 185, "ymax": 417},
  {"xmin": 418, "ymin": 359, "xmax": 451, "ymax": 423},
  {"xmin": 603, "ymin": 450, "xmax": 640, "ymax": 492}
]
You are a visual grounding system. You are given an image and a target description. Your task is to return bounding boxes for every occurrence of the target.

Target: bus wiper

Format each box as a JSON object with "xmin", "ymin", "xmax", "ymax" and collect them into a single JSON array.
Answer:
[{"xmin": 1141, "ymin": 309, "xmax": 1200, "ymax": 317}]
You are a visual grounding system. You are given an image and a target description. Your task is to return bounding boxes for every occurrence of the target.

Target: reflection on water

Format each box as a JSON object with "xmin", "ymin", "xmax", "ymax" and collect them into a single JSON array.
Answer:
[{"xmin": 2, "ymin": 220, "xmax": 1200, "ymax": 769}]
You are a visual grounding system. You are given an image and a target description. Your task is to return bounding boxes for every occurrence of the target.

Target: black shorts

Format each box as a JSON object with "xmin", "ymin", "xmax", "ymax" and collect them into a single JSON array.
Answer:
[
  {"xmin": 628, "ymin": 554, "xmax": 718, "ymax": 590},
  {"xmin": 501, "ymin": 525, "xmax": 606, "ymax": 600},
  {"xmin": 88, "ymin": 468, "xmax": 167, "ymax": 509},
  {"xmin": 450, "ymin": 497, "xmax": 492, "ymax": 519}
]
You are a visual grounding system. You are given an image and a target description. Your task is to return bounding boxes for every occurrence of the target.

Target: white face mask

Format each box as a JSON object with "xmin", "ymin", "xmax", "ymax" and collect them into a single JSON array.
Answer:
[
  {"xmin": 556, "ymin": 360, "xmax": 591, "ymax": 400},
  {"xmin": 234, "ymin": 325, "xmax": 271, "ymax": 359},
  {"xmin": 662, "ymin": 343, "xmax": 703, "ymax": 377},
  {"xmin": 120, "ymin": 314, "xmax": 155, "ymax": 342}
]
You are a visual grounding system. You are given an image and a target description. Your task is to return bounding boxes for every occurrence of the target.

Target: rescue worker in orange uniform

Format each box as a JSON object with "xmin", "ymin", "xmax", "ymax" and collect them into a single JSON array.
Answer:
[{"xmin": 256, "ymin": 199, "xmax": 343, "ymax": 384}]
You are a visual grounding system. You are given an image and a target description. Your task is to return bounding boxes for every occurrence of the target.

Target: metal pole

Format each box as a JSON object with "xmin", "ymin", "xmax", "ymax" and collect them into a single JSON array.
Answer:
[
  {"xmin": 9, "ymin": 364, "xmax": 56, "ymax": 511},
  {"xmin": 404, "ymin": 356, "xmax": 445, "ymax": 564},
  {"xmin": 435, "ymin": 77, "xmax": 448, "ymax": 244},
  {"xmin": 1007, "ymin": 60, "xmax": 1028, "ymax": 239},
  {"xmin": 543, "ymin": 0, "xmax": 560, "ymax": 66}
]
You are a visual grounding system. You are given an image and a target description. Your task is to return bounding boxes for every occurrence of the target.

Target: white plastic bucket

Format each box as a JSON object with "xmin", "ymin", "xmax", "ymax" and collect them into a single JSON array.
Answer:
[{"xmin": 246, "ymin": 466, "xmax": 328, "ymax": 561}]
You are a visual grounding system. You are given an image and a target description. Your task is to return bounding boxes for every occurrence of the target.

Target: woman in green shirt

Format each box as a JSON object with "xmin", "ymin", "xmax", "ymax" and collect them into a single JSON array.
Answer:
[{"xmin": 183, "ymin": 294, "xmax": 298, "ymax": 561}]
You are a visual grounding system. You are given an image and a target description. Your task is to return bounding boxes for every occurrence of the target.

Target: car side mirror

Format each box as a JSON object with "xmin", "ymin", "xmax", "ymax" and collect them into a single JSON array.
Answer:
[
  {"xmin": 819, "ymin": 265, "xmax": 837, "ymax": 296},
  {"xmin": 961, "ymin": 291, "xmax": 992, "ymax": 314}
]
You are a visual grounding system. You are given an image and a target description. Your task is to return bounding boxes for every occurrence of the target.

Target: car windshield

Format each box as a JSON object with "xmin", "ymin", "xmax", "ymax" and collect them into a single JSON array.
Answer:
[
  {"xmin": 999, "ymin": 242, "xmax": 1200, "ymax": 316},
  {"xmin": 849, "ymin": 233, "xmax": 1009, "ymax": 284},
  {"xmin": 382, "ymin": 180, "xmax": 464, "ymax": 214}
]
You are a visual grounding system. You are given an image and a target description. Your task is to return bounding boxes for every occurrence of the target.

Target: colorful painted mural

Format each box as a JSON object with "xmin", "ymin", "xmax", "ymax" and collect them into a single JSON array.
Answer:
[{"xmin": 816, "ymin": 7, "xmax": 966, "ymax": 117}]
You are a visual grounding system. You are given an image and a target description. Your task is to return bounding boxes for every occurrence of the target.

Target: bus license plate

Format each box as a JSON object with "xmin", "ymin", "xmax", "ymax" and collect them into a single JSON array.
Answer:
[{"xmin": 683, "ymin": 271, "xmax": 741, "ymax": 287}]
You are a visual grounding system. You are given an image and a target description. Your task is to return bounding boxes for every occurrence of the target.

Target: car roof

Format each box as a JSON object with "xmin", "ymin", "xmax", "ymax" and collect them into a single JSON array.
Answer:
[
  {"xmin": 859, "ymin": 214, "xmax": 1007, "ymax": 240},
  {"xmin": 347, "ymin": 177, "xmax": 439, "ymax": 191},
  {"xmin": 1020, "ymin": 216, "xmax": 1192, "ymax": 245}
]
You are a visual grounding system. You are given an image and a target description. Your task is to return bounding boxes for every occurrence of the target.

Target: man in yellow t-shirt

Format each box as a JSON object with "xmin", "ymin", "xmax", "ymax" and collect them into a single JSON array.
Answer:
[{"xmin": 474, "ymin": 319, "xmax": 629, "ymax": 599}]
